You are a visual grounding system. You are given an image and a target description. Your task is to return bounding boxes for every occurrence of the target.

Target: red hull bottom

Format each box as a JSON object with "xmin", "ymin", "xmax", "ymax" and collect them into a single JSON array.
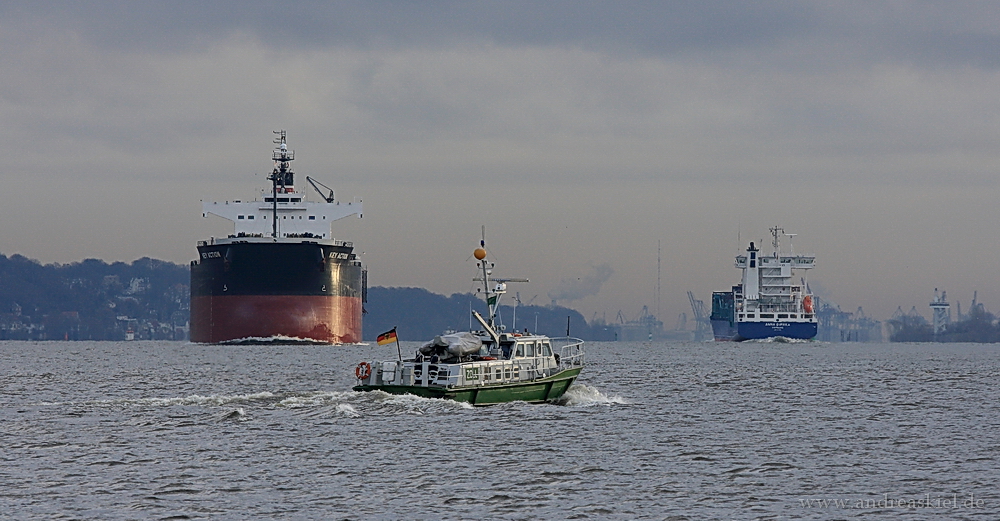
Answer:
[{"xmin": 190, "ymin": 295, "xmax": 362, "ymax": 344}]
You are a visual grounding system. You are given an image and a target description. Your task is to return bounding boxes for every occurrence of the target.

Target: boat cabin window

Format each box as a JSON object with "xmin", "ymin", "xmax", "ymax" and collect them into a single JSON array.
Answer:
[
  {"xmin": 500, "ymin": 341, "xmax": 514, "ymax": 359},
  {"xmin": 540, "ymin": 342, "xmax": 552, "ymax": 356},
  {"xmin": 525, "ymin": 342, "xmax": 536, "ymax": 357},
  {"xmin": 515, "ymin": 343, "xmax": 524, "ymax": 357},
  {"xmin": 760, "ymin": 313, "xmax": 774, "ymax": 318}
]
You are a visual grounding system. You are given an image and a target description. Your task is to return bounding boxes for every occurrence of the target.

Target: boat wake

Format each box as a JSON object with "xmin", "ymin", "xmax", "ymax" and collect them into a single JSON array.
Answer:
[
  {"xmin": 744, "ymin": 336, "xmax": 813, "ymax": 344},
  {"xmin": 553, "ymin": 384, "xmax": 628, "ymax": 406},
  {"xmin": 34, "ymin": 385, "xmax": 620, "ymax": 416},
  {"xmin": 194, "ymin": 335, "xmax": 344, "ymax": 345},
  {"xmin": 219, "ymin": 407, "xmax": 250, "ymax": 422}
]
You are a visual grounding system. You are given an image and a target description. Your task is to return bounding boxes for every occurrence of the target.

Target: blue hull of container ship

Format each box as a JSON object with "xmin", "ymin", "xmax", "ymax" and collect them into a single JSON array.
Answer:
[{"xmin": 712, "ymin": 319, "xmax": 817, "ymax": 341}]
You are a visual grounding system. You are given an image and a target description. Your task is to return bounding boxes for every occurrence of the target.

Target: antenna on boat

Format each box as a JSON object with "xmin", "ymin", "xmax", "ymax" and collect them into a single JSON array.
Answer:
[
  {"xmin": 513, "ymin": 292, "xmax": 521, "ymax": 331},
  {"xmin": 473, "ymin": 227, "xmax": 495, "ymax": 328},
  {"xmin": 472, "ymin": 227, "xmax": 528, "ymax": 331}
]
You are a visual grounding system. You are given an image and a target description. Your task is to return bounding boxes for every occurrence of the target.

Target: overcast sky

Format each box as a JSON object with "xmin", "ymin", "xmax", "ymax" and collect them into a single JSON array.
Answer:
[{"xmin": 3, "ymin": 1, "xmax": 1000, "ymax": 326}]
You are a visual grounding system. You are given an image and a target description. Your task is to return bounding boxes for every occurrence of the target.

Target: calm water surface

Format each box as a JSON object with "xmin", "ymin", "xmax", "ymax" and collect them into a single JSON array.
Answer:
[{"xmin": 1, "ymin": 340, "xmax": 998, "ymax": 520}]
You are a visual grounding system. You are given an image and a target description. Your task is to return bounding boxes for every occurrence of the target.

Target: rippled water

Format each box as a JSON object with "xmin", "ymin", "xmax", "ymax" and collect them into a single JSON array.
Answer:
[{"xmin": 2, "ymin": 340, "xmax": 999, "ymax": 519}]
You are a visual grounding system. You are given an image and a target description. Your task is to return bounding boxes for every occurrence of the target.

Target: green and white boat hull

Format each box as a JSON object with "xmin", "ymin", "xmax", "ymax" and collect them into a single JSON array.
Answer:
[
  {"xmin": 354, "ymin": 365, "xmax": 581, "ymax": 406},
  {"xmin": 353, "ymin": 332, "xmax": 585, "ymax": 407}
]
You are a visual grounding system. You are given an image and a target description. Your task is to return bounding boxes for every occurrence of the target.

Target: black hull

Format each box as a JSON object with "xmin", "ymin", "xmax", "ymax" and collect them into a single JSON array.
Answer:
[{"xmin": 190, "ymin": 240, "xmax": 364, "ymax": 343}]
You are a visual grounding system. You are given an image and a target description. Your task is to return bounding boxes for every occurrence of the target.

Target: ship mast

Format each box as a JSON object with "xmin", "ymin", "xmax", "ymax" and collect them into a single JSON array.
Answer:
[
  {"xmin": 770, "ymin": 226, "xmax": 784, "ymax": 257},
  {"xmin": 269, "ymin": 130, "xmax": 294, "ymax": 238}
]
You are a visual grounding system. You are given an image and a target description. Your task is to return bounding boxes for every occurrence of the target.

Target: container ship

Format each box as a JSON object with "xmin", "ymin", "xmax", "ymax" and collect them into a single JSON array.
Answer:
[
  {"xmin": 190, "ymin": 131, "xmax": 365, "ymax": 344},
  {"xmin": 710, "ymin": 227, "xmax": 817, "ymax": 341}
]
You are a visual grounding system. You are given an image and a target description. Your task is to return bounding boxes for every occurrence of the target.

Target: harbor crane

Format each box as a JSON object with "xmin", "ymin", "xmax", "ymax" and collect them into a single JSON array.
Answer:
[{"xmin": 687, "ymin": 291, "xmax": 709, "ymax": 341}]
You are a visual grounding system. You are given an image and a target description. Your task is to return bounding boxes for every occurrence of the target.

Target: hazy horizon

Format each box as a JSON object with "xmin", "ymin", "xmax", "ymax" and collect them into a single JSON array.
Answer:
[{"xmin": 3, "ymin": 2, "xmax": 1000, "ymax": 324}]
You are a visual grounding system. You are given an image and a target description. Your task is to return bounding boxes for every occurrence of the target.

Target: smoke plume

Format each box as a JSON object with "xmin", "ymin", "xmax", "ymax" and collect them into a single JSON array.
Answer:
[{"xmin": 547, "ymin": 263, "xmax": 614, "ymax": 303}]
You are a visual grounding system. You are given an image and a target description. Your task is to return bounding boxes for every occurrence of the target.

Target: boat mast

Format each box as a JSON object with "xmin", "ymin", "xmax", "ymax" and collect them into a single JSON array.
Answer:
[
  {"xmin": 770, "ymin": 226, "xmax": 783, "ymax": 258},
  {"xmin": 269, "ymin": 130, "xmax": 294, "ymax": 239},
  {"xmin": 472, "ymin": 227, "xmax": 527, "ymax": 332},
  {"xmin": 478, "ymin": 226, "xmax": 496, "ymax": 328}
]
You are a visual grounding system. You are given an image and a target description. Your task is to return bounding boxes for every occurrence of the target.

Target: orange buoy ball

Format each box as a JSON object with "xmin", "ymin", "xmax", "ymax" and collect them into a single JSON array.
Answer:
[{"xmin": 473, "ymin": 248, "xmax": 487, "ymax": 260}]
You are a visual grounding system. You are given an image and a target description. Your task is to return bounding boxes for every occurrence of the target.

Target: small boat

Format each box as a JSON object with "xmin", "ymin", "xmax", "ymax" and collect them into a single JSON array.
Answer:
[{"xmin": 352, "ymin": 236, "xmax": 585, "ymax": 406}]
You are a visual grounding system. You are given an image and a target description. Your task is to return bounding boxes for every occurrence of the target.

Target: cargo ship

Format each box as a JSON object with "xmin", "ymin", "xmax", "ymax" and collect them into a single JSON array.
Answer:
[
  {"xmin": 710, "ymin": 227, "xmax": 817, "ymax": 341},
  {"xmin": 190, "ymin": 131, "xmax": 365, "ymax": 344}
]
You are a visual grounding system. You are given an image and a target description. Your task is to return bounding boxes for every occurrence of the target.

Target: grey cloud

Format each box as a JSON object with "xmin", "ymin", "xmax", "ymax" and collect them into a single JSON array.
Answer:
[{"xmin": 9, "ymin": 2, "xmax": 1000, "ymax": 68}]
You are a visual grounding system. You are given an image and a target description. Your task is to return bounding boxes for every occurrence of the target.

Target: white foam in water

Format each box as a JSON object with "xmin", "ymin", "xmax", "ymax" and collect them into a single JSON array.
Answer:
[
  {"xmin": 134, "ymin": 391, "xmax": 278, "ymax": 407},
  {"xmin": 744, "ymin": 336, "xmax": 813, "ymax": 344},
  {"xmin": 219, "ymin": 407, "xmax": 250, "ymax": 422},
  {"xmin": 361, "ymin": 389, "xmax": 475, "ymax": 411},
  {"xmin": 556, "ymin": 384, "xmax": 628, "ymax": 406},
  {"xmin": 276, "ymin": 391, "xmax": 355, "ymax": 408},
  {"xmin": 335, "ymin": 403, "xmax": 360, "ymax": 417}
]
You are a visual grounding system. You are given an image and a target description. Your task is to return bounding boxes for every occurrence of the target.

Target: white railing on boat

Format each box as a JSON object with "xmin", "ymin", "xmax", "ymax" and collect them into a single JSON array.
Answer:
[
  {"xmin": 550, "ymin": 336, "xmax": 585, "ymax": 369},
  {"xmin": 361, "ymin": 336, "xmax": 584, "ymax": 389}
]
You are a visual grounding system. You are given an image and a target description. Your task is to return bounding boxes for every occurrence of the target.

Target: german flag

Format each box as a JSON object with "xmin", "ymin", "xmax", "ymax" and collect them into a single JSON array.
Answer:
[{"xmin": 376, "ymin": 328, "xmax": 397, "ymax": 345}]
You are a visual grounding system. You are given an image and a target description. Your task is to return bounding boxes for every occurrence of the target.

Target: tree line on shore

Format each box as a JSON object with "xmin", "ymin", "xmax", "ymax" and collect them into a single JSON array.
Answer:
[{"xmin": 0, "ymin": 253, "xmax": 613, "ymax": 341}]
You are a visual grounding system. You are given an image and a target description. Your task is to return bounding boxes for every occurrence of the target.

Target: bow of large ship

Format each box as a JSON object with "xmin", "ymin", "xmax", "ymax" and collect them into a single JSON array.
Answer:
[{"xmin": 190, "ymin": 131, "xmax": 366, "ymax": 344}]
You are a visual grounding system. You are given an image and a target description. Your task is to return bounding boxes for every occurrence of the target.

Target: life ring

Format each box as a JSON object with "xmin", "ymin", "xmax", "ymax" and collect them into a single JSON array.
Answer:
[
  {"xmin": 803, "ymin": 295, "xmax": 814, "ymax": 314},
  {"xmin": 355, "ymin": 362, "xmax": 372, "ymax": 380}
]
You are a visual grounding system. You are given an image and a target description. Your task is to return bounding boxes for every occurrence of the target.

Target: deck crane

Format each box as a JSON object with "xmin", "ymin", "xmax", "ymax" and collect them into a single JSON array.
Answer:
[{"xmin": 305, "ymin": 176, "xmax": 336, "ymax": 203}]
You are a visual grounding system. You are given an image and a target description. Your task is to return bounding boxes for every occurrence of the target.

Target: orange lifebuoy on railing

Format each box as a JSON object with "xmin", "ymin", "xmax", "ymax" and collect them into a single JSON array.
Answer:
[
  {"xmin": 355, "ymin": 361, "xmax": 372, "ymax": 380},
  {"xmin": 803, "ymin": 295, "xmax": 814, "ymax": 314}
]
